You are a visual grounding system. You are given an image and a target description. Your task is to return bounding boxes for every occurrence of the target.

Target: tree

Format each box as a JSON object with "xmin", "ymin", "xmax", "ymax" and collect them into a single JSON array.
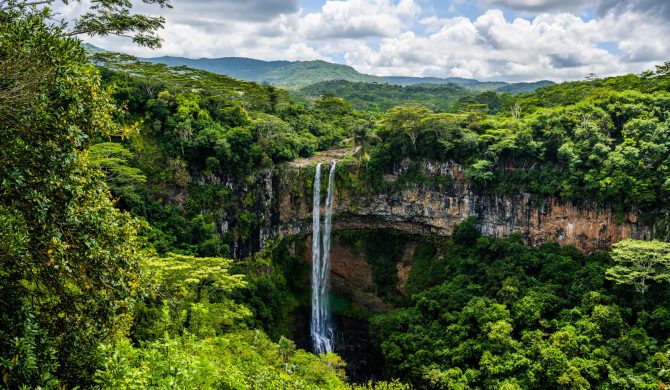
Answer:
[
  {"xmin": 0, "ymin": 11, "xmax": 146, "ymax": 387},
  {"xmin": 143, "ymin": 254, "xmax": 251, "ymax": 336},
  {"xmin": 511, "ymin": 102, "xmax": 522, "ymax": 120},
  {"xmin": 315, "ymin": 94, "xmax": 353, "ymax": 116},
  {"xmin": 655, "ymin": 61, "xmax": 670, "ymax": 77},
  {"xmin": 89, "ymin": 142, "xmax": 147, "ymax": 208},
  {"xmin": 586, "ymin": 73, "xmax": 599, "ymax": 82},
  {"xmin": 1, "ymin": 0, "xmax": 172, "ymax": 48},
  {"xmin": 380, "ymin": 104, "xmax": 432, "ymax": 150},
  {"xmin": 467, "ymin": 159, "xmax": 495, "ymax": 183},
  {"xmin": 351, "ymin": 118, "xmax": 378, "ymax": 160},
  {"xmin": 606, "ymin": 239, "xmax": 670, "ymax": 296},
  {"xmin": 421, "ymin": 112, "xmax": 462, "ymax": 138}
]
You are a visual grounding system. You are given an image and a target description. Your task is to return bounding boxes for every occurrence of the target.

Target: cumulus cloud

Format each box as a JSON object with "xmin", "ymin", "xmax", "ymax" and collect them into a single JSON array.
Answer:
[
  {"xmin": 597, "ymin": 0, "xmax": 670, "ymax": 20},
  {"xmin": 340, "ymin": 9, "xmax": 665, "ymax": 81},
  {"xmin": 301, "ymin": 0, "xmax": 420, "ymax": 39},
  {"xmin": 66, "ymin": 0, "xmax": 670, "ymax": 82}
]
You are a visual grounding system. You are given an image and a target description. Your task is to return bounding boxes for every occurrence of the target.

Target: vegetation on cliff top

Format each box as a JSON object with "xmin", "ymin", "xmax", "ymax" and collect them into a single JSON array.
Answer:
[{"xmin": 366, "ymin": 70, "xmax": 670, "ymax": 213}]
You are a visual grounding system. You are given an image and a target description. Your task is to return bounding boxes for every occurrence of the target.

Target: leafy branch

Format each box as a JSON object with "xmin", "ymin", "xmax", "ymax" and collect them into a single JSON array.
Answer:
[{"xmin": 1, "ymin": 0, "xmax": 172, "ymax": 48}]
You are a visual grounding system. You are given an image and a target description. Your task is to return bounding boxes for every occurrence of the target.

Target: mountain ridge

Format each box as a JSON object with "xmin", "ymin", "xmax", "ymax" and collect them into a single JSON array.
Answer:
[
  {"xmin": 141, "ymin": 55, "xmax": 383, "ymax": 87},
  {"xmin": 81, "ymin": 43, "xmax": 554, "ymax": 94},
  {"xmin": 138, "ymin": 54, "xmax": 554, "ymax": 91}
]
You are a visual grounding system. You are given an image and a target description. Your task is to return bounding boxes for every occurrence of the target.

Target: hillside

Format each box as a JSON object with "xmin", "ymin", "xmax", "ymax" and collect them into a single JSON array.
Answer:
[
  {"xmin": 382, "ymin": 75, "xmax": 485, "ymax": 86},
  {"xmin": 141, "ymin": 56, "xmax": 383, "ymax": 87},
  {"xmin": 383, "ymin": 75, "xmax": 554, "ymax": 92},
  {"xmin": 297, "ymin": 80, "xmax": 473, "ymax": 112},
  {"xmin": 496, "ymin": 79, "xmax": 555, "ymax": 93},
  {"xmin": 141, "ymin": 54, "xmax": 554, "ymax": 92}
]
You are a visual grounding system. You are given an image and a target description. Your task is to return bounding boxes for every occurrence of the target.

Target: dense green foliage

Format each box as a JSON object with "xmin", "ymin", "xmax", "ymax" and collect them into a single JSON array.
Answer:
[
  {"xmin": 3, "ymin": 2, "xmax": 670, "ymax": 389},
  {"xmin": 363, "ymin": 69, "xmax": 670, "ymax": 215},
  {"xmin": 358, "ymin": 228, "xmax": 670, "ymax": 389},
  {"xmin": 0, "ymin": 10, "xmax": 146, "ymax": 386},
  {"xmin": 298, "ymin": 80, "xmax": 472, "ymax": 112}
]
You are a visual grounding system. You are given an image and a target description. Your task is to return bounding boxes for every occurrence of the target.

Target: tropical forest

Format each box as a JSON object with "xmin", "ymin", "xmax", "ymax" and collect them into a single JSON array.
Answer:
[{"xmin": 2, "ymin": 0, "xmax": 670, "ymax": 389}]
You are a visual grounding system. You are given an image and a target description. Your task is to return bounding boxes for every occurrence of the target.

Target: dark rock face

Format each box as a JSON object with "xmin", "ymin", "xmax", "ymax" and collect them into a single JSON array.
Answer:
[
  {"xmin": 216, "ymin": 168, "xmax": 276, "ymax": 259},
  {"xmin": 290, "ymin": 306, "xmax": 385, "ymax": 383},
  {"xmin": 300, "ymin": 235, "xmax": 392, "ymax": 312},
  {"xmin": 332, "ymin": 314, "xmax": 385, "ymax": 382}
]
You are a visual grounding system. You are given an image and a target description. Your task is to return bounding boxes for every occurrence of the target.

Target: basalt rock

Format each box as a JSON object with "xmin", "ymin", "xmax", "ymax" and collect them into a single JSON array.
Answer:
[
  {"xmin": 301, "ymin": 236, "xmax": 392, "ymax": 313},
  {"xmin": 273, "ymin": 159, "xmax": 655, "ymax": 253}
]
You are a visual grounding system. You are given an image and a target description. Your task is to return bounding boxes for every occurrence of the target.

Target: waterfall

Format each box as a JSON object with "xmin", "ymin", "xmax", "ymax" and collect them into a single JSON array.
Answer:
[
  {"xmin": 310, "ymin": 161, "xmax": 336, "ymax": 354},
  {"xmin": 311, "ymin": 163, "xmax": 323, "ymax": 353}
]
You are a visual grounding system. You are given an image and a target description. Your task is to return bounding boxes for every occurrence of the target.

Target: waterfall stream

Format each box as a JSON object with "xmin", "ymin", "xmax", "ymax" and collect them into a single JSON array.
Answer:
[{"xmin": 310, "ymin": 161, "xmax": 336, "ymax": 354}]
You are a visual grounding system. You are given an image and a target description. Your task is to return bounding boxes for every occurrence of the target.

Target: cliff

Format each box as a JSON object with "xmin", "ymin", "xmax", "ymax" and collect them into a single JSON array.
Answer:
[{"xmin": 273, "ymin": 159, "xmax": 655, "ymax": 253}]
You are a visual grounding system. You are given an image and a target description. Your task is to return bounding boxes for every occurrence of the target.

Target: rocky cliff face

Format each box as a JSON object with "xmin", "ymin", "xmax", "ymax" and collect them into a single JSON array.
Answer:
[
  {"xmin": 299, "ymin": 236, "xmax": 391, "ymax": 312},
  {"xmin": 274, "ymin": 159, "xmax": 654, "ymax": 253}
]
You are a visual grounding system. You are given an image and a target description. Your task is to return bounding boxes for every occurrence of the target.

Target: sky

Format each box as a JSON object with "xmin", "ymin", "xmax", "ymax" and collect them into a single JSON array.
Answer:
[{"xmin": 58, "ymin": 0, "xmax": 670, "ymax": 82}]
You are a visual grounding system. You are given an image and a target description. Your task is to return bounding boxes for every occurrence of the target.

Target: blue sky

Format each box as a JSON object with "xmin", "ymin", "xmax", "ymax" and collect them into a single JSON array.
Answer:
[{"xmin": 72, "ymin": 0, "xmax": 670, "ymax": 82}]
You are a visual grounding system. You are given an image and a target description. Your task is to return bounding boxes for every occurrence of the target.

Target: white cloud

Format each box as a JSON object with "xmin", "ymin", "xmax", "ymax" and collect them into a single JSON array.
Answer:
[
  {"xmin": 301, "ymin": 0, "xmax": 421, "ymax": 39},
  {"xmin": 66, "ymin": 0, "xmax": 670, "ymax": 82},
  {"xmin": 339, "ymin": 9, "xmax": 669, "ymax": 81},
  {"xmin": 284, "ymin": 43, "xmax": 329, "ymax": 61}
]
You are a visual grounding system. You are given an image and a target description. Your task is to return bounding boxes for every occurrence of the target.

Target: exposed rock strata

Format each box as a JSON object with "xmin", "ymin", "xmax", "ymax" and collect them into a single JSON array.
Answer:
[
  {"xmin": 274, "ymin": 160, "xmax": 654, "ymax": 253},
  {"xmin": 301, "ymin": 237, "xmax": 391, "ymax": 313}
]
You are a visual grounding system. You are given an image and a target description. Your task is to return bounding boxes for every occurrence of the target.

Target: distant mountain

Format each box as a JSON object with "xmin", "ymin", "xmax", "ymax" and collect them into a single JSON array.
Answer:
[
  {"xmin": 382, "ymin": 76, "xmax": 486, "ymax": 87},
  {"xmin": 495, "ymin": 80, "xmax": 555, "ymax": 93},
  {"xmin": 141, "ymin": 56, "xmax": 383, "ymax": 88},
  {"xmin": 382, "ymin": 76, "xmax": 554, "ymax": 92},
  {"xmin": 82, "ymin": 43, "xmax": 106, "ymax": 53},
  {"xmin": 136, "ymin": 54, "xmax": 553, "ymax": 92}
]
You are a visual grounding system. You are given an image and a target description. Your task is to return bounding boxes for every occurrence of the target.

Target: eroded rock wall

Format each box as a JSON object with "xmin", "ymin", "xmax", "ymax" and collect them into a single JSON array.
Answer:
[
  {"xmin": 299, "ymin": 236, "xmax": 391, "ymax": 312},
  {"xmin": 274, "ymin": 160, "xmax": 654, "ymax": 253}
]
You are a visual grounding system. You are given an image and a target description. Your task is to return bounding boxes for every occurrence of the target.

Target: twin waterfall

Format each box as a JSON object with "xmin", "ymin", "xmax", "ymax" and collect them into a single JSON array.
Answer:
[{"xmin": 311, "ymin": 161, "xmax": 337, "ymax": 354}]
